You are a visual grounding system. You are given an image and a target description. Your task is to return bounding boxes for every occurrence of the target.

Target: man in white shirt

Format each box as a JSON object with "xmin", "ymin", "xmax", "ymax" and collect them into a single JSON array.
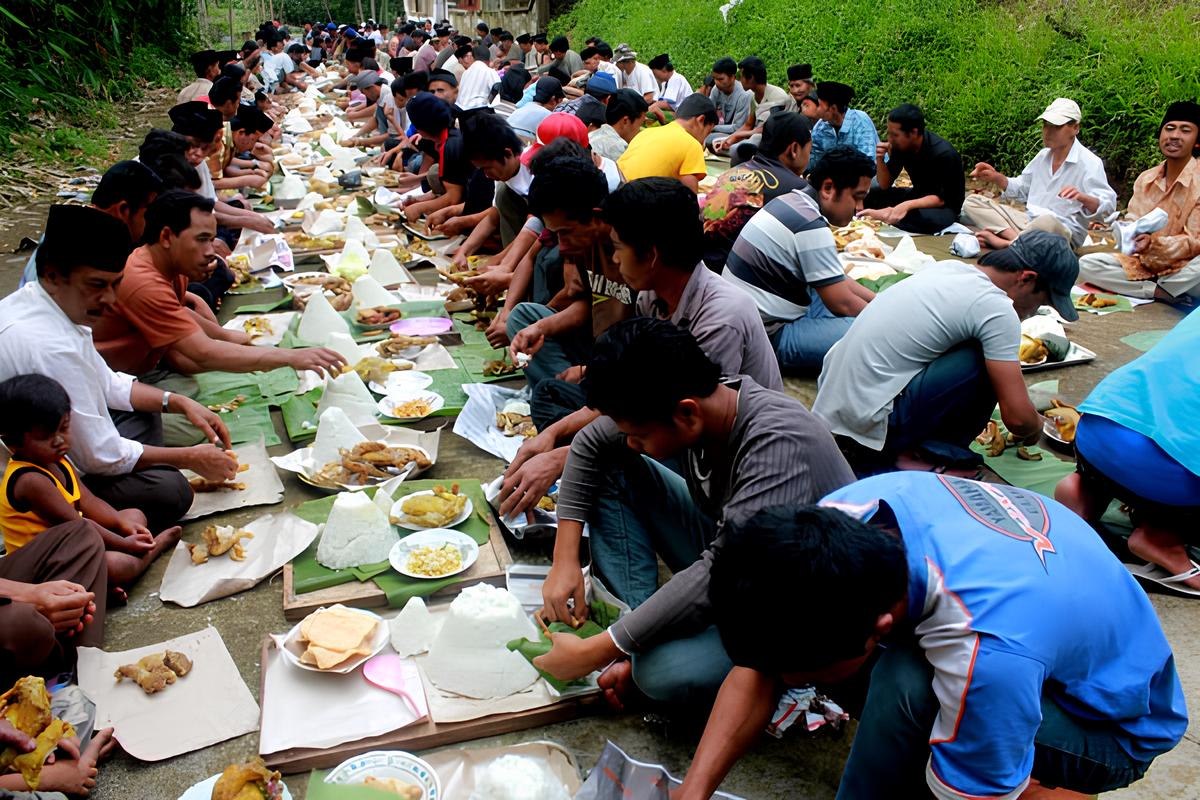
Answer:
[
  {"xmin": 457, "ymin": 44, "xmax": 501, "ymax": 110},
  {"xmin": 648, "ymin": 53, "xmax": 692, "ymax": 108},
  {"xmin": 963, "ymin": 98, "xmax": 1117, "ymax": 249},
  {"xmin": 0, "ymin": 206, "xmax": 238, "ymax": 529},
  {"xmin": 715, "ymin": 56, "xmax": 797, "ymax": 156},
  {"xmin": 612, "ymin": 43, "xmax": 656, "ymax": 103}
]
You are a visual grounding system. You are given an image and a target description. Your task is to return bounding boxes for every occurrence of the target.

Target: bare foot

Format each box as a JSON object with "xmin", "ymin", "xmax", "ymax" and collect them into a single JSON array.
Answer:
[
  {"xmin": 597, "ymin": 659, "xmax": 636, "ymax": 712},
  {"xmin": 37, "ymin": 728, "xmax": 115, "ymax": 796},
  {"xmin": 976, "ymin": 230, "xmax": 1014, "ymax": 250},
  {"xmin": 1128, "ymin": 524, "xmax": 1200, "ymax": 589},
  {"xmin": 150, "ymin": 526, "xmax": 183, "ymax": 558}
]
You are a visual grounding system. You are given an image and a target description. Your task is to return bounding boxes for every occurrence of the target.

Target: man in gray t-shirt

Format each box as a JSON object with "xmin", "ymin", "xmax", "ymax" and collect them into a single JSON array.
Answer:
[
  {"xmin": 523, "ymin": 318, "xmax": 853, "ymax": 709},
  {"xmin": 814, "ymin": 230, "xmax": 1081, "ymax": 472}
]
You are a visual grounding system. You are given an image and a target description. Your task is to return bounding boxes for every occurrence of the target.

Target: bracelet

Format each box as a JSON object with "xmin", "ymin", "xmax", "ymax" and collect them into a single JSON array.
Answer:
[{"xmin": 161, "ymin": 391, "xmax": 172, "ymax": 413}]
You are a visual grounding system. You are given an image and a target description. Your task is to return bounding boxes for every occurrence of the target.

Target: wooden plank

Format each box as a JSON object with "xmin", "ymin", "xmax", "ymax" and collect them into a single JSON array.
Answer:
[
  {"xmin": 282, "ymin": 510, "xmax": 514, "ymax": 620},
  {"xmin": 259, "ymin": 641, "xmax": 602, "ymax": 774}
]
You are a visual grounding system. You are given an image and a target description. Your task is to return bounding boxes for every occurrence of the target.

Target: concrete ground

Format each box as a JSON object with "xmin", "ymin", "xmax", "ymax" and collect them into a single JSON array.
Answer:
[{"xmin": 2, "ymin": 230, "xmax": 1197, "ymax": 798}]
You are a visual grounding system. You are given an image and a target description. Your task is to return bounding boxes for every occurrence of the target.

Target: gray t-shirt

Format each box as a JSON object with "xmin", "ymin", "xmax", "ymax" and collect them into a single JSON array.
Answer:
[
  {"xmin": 813, "ymin": 260, "xmax": 1022, "ymax": 450},
  {"xmin": 558, "ymin": 378, "xmax": 854, "ymax": 651},
  {"xmin": 636, "ymin": 265, "xmax": 783, "ymax": 392}
]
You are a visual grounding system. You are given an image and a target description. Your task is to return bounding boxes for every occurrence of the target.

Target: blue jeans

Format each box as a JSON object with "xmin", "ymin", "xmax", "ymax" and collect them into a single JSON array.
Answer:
[
  {"xmin": 505, "ymin": 302, "xmax": 592, "ymax": 389},
  {"xmin": 769, "ymin": 291, "xmax": 856, "ymax": 372},
  {"xmin": 837, "ymin": 643, "xmax": 1151, "ymax": 798},
  {"xmin": 590, "ymin": 453, "xmax": 732, "ymax": 704},
  {"xmin": 886, "ymin": 341, "xmax": 996, "ymax": 458}
]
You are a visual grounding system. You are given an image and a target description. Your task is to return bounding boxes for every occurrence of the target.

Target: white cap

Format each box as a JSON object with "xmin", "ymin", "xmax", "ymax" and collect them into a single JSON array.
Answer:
[{"xmin": 1038, "ymin": 97, "xmax": 1081, "ymax": 126}]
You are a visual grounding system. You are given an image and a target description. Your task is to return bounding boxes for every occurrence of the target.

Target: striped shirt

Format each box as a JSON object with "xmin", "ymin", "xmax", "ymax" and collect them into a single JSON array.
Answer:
[
  {"xmin": 558, "ymin": 378, "xmax": 854, "ymax": 651},
  {"xmin": 722, "ymin": 188, "xmax": 846, "ymax": 330}
]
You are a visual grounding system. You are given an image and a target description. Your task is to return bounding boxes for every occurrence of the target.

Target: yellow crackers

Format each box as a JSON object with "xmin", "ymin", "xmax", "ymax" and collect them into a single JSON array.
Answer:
[{"xmin": 297, "ymin": 608, "xmax": 379, "ymax": 669}]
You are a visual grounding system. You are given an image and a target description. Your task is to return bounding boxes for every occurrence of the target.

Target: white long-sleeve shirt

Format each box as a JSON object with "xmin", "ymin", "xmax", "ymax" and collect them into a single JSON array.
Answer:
[
  {"xmin": 1002, "ymin": 138, "xmax": 1117, "ymax": 246},
  {"xmin": 0, "ymin": 283, "xmax": 142, "ymax": 475},
  {"xmin": 457, "ymin": 61, "xmax": 501, "ymax": 110},
  {"xmin": 655, "ymin": 72, "xmax": 693, "ymax": 106}
]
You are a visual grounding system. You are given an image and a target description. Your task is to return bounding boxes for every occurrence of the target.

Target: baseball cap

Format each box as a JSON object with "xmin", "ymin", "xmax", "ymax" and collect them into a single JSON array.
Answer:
[
  {"xmin": 584, "ymin": 71, "xmax": 616, "ymax": 98},
  {"xmin": 533, "ymin": 76, "xmax": 565, "ymax": 104},
  {"xmin": 612, "ymin": 43, "xmax": 637, "ymax": 63},
  {"xmin": 978, "ymin": 230, "xmax": 1080, "ymax": 321},
  {"xmin": 1038, "ymin": 98, "xmax": 1082, "ymax": 126}
]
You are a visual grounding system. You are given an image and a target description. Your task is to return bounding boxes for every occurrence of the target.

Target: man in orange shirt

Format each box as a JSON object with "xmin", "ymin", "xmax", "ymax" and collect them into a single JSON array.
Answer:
[{"xmin": 93, "ymin": 190, "xmax": 347, "ymax": 379}]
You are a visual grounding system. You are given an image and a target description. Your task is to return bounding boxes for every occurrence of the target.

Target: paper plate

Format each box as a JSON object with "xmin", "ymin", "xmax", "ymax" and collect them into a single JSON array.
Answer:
[
  {"xmin": 376, "ymin": 391, "xmax": 444, "ymax": 421},
  {"xmin": 325, "ymin": 750, "xmax": 440, "ymax": 799},
  {"xmin": 369, "ymin": 369, "xmax": 433, "ymax": 395},
  {"xmin": 390, "ymin": 317, "xmax": 453, "ymax": 336},
  {"xmin": 177, "ymin": 773, "xmax": 293, "ymax": 800},
  {"xmin": 280, "ymin": 606, "xmax": 389, "ymax": 674},
  {"xmin": 390, "ymin": 490, "xmax": 474, "ymax": 531},
  {"xmin": 389, "ymin": 528, "xmax": 479, "ymax": 580}
]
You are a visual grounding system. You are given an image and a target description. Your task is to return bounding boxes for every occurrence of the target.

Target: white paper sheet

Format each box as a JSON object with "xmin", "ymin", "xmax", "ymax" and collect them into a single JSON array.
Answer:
[
  {"xmin": 159, "ymin": 512, "xmax": 320, "ymax": 607},
  {"xmin": 353, "ymin": 275, "xmax": 400, "ymax": 307},
  {"xmin": 222, "ymin": 311, "xmax": 297, "ymax": 347},
  {"xmin": 368, "ymin": 249, "xmax": 416, "ymax": 287},
  {"xmin": 411, "ymin": 343, "xmax": 457, "ymax": 372},
  {"xmin": 453, "ymin": 383, "xmax": 531, "ymax": 463},
  {"xmin": 422, "ymin": 741, "xmax": 582, "ymax": 798},
  {"xmin": 270, "ymin": 423, "xmax": 441, "ymax": 485},
  {"xmin": 259, "ymin": 641, "xmax": 425, "ymax": 754},
  {"xmin": 298, "ymin": 289, "xmax": 352, "ymax": 342},
  {"xmin": 314, "ymin": 370, "xmax": 378, "ymax": 425},
  {"xmin": 78, "ymin": 626, "xmax": 259, "ymax": 761},
  {"xmin": 181, "ymin": 438, "xmax": 284, "ymax": 521}
]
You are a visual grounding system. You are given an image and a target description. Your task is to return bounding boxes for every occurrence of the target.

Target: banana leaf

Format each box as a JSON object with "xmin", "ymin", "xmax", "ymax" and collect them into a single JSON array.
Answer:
[{"xmin": 507, "ymin": 618, "xmax": 607, "ymax": 692}]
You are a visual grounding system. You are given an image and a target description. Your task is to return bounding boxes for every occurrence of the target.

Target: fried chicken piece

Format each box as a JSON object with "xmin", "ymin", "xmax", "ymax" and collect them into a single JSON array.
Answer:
[
  {"xmin": 113, "ymin": 651, "xmax": 193, "ymax": 694},
  {"xmin": 189, "ymin": 478, "xmax": 248, "ymax": 492},
  {"xmin": 212, "ymin": 757, "xmax": 285, "ymax": 800},
  {"xmin": 0, "ymin": 677, "xmax": 76, "ymax": 790}
]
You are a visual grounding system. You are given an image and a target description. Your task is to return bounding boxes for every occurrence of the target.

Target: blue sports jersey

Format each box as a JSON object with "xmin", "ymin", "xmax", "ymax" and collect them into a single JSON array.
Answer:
[{"xmin": 821, "ymin": 473, "xmax": 1187, "ymax": 800}]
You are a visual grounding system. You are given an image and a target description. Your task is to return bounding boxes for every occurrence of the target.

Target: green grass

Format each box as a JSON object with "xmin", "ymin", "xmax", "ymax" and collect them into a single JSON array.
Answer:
[{"xmin": 556, "ymin": 0, "xmax": 1200, "ymax": 192}]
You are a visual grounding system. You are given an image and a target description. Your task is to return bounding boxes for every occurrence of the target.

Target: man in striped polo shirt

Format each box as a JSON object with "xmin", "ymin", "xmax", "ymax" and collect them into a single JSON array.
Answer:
[{"xmin": 722, "ymin": 145, "xmax": 878, "ymax": 371}]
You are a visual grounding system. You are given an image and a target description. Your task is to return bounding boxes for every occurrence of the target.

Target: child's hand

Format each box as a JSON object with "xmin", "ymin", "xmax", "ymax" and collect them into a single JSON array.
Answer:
[
  {"xmin": 114, "ymin": 510, "xmax": 150, "ymax": 540},
  {"xmin": 119, "ymin": 531, "xmax": 156, "ymax": 555}
]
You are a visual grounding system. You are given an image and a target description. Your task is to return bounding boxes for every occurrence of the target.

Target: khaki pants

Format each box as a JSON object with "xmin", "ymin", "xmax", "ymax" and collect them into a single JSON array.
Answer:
[
  {"xmin": 960, "ymin": 195, "xmax": 1073, "ymax": 242},
  {"xmin": 1077, "ymin": 251, "xmax": 1200, "ymax": 300}
]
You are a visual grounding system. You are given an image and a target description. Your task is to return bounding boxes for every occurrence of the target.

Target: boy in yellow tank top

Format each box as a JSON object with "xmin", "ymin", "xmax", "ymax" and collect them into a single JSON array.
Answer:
[{"xmin": 0, "ymin": 375, "xmax": 181, "ymax": 599}]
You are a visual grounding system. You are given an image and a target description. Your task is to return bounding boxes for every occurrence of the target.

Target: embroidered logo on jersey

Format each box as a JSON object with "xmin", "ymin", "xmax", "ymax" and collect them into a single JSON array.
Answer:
[{"xmin": 938, "ymin": 476, "xmax": 1056, "ymax": 568}]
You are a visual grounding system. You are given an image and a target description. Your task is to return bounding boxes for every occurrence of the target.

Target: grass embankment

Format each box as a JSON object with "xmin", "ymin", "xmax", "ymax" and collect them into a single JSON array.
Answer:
[{"xmin": 557, "ymin": 0, "xmax": 1200, "ymax": 194}]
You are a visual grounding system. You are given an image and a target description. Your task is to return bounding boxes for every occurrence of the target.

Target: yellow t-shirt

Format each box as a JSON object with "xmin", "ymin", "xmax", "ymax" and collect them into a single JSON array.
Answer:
[
  {"xmin": 0, "ymin": 458, "xmax": 82, "ymax": 552},
  {"xmin": 617, "ymin": 122, "xmax": 708, "ymax": 182}
]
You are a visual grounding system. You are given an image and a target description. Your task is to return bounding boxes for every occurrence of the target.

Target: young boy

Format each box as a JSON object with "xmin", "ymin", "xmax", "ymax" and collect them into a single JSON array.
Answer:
[{"xmin": 0, "ymin": 375, "xmax": 180, "ymax": 597}]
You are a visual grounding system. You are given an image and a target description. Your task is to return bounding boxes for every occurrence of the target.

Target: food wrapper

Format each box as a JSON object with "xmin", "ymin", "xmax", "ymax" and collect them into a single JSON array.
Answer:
[
  {"xmin": 222, "ymin": 311, "xmax": 296, "ymax": 347},
  {"xmin": 276, "ymin": 174, "xmax": 306, "ymax": 201},
  {"xmin": 422, "ymin": 741, "xmax": 583, "ymax": 799},
  {"xmin": 574, "ymin": 741, "xmax": 744, "ymax": 800},
  {"xmin": 296, "ymin": 191, "xmax": 325, "ymax": 212},
  {"xmin": 368, "ymin": 249, "xmax": 415, "ymax": 287},
  {"xmin": 259, "ymin": 640, "xmax": 425, "ymax": 754},
  {"xmin": 883, "ymin": 235, "xmax": 936, "ymax": 273},
  {"xmin": 159, "ymin": 512, "xmax": 320, "ymax": 607},
  {"xmin": 181, "ymin": 438, "xmax": 284, "ymax": 521},
  {"xmin": 314, "ymin": 369, "xmax": 378, "ymax": 426},
  {"xmin": 77, "ymin": 627, "xmax": 259, "ymax": 761},
  {"xmin": 352, "ymin": 275, "xmax": 399, "ymax": 308},
  {"xmin": 344, "ymin": 214, "xmax": 381, "ymax": 248},
  {"xmin": 270, "ymin": 424, "xmax": 440, "ymax": 487},
  {"xmin": 452, "ymin": 383, "xmax": 532, "ymax": 463},
  {"xmin": 302, "ymin": 208, "xmax": 346, "ymax": 236},
  {"xmin": 764, "ymin": 685, "xmax": 848, "ymax": 738},
  {"xmin": 323, "ymin": 239, "xmax": 372, "ymax": 279},
  {"xmin": 297, "ymin": 289, "xmax": 352, "ymax": 342}
]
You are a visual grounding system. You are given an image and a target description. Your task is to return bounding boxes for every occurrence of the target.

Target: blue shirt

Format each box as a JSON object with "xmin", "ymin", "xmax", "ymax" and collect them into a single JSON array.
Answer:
[
  {"xmin": 809, "ymin": 108, "xmax": 879, "ymax": 173},
  {"xmin": 822, "ymin": 473, "xmax": 1188, "ymax": 799},
  {"xmin": 19, "ymin": 238, "xmax": 39, "ymax": 287},
  {"xmin": 1078, "ymin": 309, "xmax": 1200, "ymax": 477}
]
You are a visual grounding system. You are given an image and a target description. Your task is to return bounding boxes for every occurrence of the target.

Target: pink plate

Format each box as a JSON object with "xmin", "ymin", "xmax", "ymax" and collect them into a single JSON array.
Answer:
[{"xmin": 390, "ymin": 317, "xmax": 453, "ymax": 336}]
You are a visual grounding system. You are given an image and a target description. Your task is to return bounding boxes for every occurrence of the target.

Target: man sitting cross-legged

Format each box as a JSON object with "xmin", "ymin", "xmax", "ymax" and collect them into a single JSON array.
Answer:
[{"xmin": 528, "ymin": 318, "xmax": 853, "ymax": 709}]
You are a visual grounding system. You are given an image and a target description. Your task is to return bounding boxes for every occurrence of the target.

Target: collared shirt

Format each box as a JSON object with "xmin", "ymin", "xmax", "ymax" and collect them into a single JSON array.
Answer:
[
  {"xmin": 751, "ymin": 83, "xmax": 796, "ymax": 127},
  {"xmin": 457, "ymin": 61, "xmax": 500, "ymax": 110},
  {"xmin": 711, "ymin": 81, "xmax": 751, "ymax": 134},
  {"xmin": 809, "ymin": 108, "xmax": 879, "ymax": 172},
  {"xmin": 588, "ymin": 124, "xmax": 628, "ymax": 161},
  {"xmin": 722, "ymin": 188, "xmax": 845, "ymax": 328},
  {"xmin": 637, "ymin": 264, "xmax": 783, "ymax": 391},
  {"xmin": 1002, "ymin": 138, "xmax": 1117, "ymax": 246},
  {"xmin": 177, "ymin": 78, "xmax": 212, "ymax": 104},
  {"xmin": 595, "ymin": 60, "xmax": 621, "ymax": 80},
  {"xmin": 883, "ymin": 129, "xmax": 966, "ymax": 213},
  {"xmin": 413, "ymin": 42, "xmax": 438, "ymax": 73},
  {"xmin": 1123, "ymin": 156, "xmax": 1200, "ymax": 274},
  {"xmin": 655, "ymin": 72, "xmax": 692, "ymax": 107},
  {"xmin": 0, "ymin": 283, "xmax": 142, "ymax": 475}
]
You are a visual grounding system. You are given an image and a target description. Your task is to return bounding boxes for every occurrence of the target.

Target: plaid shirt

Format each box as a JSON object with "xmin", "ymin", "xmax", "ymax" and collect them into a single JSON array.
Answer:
[{"xmin": 809, "ymin": 109, "xmax": 879, "ymax": 173}]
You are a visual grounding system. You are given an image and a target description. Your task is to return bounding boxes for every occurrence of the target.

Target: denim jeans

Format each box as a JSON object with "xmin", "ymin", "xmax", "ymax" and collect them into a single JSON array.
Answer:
[
  {"xmin": 885, "ymin": 341, "xmax": 996, "ymax": 459},
  {"xmin": 769, "ymin": 291, "xmax": 857, "ymax": 372},
  {"xmin": 505, "ymin": 302, "xmax": 592, "ymax": 390},
  {"xmin": 589, "ymin": 452, "xmax": 732, "ymax": 704},
  {"xmin": 836, "ymin": 643, "xmax": 1151, "ymax": 799}
]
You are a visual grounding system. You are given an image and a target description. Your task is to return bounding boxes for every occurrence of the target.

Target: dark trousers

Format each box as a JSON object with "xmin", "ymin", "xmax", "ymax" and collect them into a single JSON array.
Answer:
[
  {"xmin": 89, "ymin": 407, "xmax": 193, "ymax": 530},
  {"xmin": 836, "ymin": 643, "xmax": 1152, "ymax": 798},
  {"xmin": 0, "ymin": 521, "xmax": 108, "ymax": 687},
  {"xmin": 864, "ymin": 186, "xmax": 960, "ymax": 233}
]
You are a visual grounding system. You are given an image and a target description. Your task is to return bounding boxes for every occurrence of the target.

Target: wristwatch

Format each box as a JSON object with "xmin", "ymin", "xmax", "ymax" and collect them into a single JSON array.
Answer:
[{"xmin": 161, "ymin": 391, "xmax": 172, "ymax": 413}]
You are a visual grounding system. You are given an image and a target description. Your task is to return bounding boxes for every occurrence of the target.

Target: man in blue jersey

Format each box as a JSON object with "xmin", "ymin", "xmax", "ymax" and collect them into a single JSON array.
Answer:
[{"xmin": 673, "ymin": 472, "xmax": 1187, "ymax": 800}]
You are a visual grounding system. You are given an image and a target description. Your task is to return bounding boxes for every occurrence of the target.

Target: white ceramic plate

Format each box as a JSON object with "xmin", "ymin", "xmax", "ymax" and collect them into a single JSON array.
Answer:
[
  {"xmin": 390, "ymin": 490, "xmax": 473, "ymax": 531},
  {"xmin": 369, "ymin": 369, "xmax": 433, "ymax": 395},
  {"xmin": 178, "ymin": 773, "xmax": 293, "ymax": 800},
  {"xmin": 291, "ymin": 444, "xmax": 433, "ymax": 492},
  {"xmin": 325, "ymin": 750, "xmax": 440, "ymax": 799},
  {"xmin": 280, "ymin": 605, "xmax": 389, "ymax": 674},
  {"xmin": 389, "ymin": 528, "xmax": 479, "ymax": 580},
  {"xmin": 376, "ymin": 391, "xmax": 444, "ymax": 421}
]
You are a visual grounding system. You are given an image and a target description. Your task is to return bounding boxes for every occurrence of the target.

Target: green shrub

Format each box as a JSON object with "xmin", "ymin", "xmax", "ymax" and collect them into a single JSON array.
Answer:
[{"xmin": 556, "ymin": 0, "xmax": 1200, "ymax": 194}]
